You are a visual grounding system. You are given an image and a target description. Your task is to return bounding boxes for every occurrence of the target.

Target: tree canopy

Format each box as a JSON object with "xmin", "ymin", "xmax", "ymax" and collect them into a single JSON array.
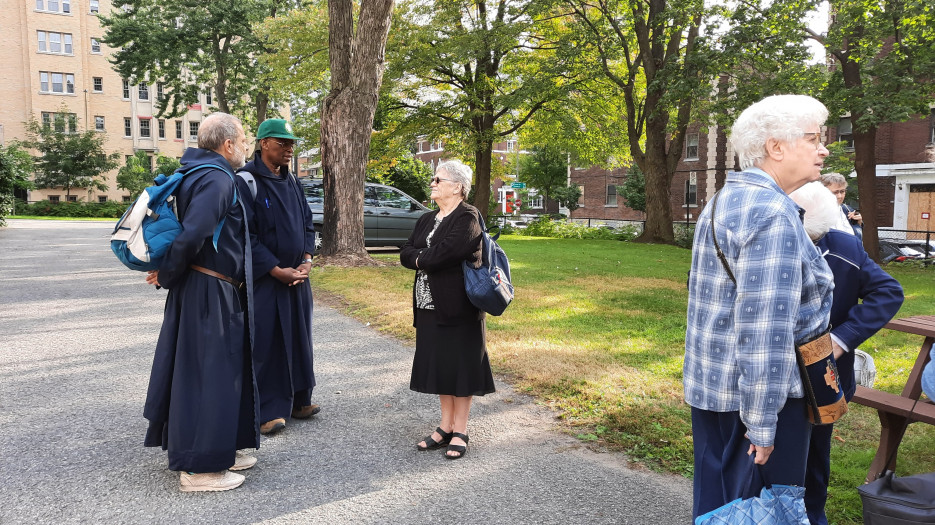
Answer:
[
  {"xmin": 0, "ymin": 143, "xmax": 34, "ymax": 225},
  {"xmin": 116, "ymin": 151, "xmax": 182, "ymax": 199}
]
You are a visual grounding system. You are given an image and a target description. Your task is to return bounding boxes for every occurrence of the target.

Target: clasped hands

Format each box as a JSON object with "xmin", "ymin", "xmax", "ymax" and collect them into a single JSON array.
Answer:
[{"xmin": 272, "ymin": 262, "xmax": 311, "ymax": 286}]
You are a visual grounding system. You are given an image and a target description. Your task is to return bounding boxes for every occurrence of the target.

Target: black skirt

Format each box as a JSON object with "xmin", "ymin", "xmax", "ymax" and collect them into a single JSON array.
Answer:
[{"xmin": 410, "ymin": 308, "xmax": 496, "ymax": 397}]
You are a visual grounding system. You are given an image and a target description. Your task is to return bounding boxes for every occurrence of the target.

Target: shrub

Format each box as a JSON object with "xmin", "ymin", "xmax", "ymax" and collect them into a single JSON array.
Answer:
[
  {"xmin": 522, "ymin": 217, "xmax": 640, "ymax": 242},
  {"xmin": 16, "ymin": 200, "xmax": 126, "ymax": 218}
]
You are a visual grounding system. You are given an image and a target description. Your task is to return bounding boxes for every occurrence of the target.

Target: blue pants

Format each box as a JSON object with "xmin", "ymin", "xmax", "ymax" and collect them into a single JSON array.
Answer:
[
  {"xmin": 691, "ymin": 396, "xmax": 812, "ymax": 520},
  {"xmin": 804, "ymin": 422, "xmax": 833, "ymax": 525}
]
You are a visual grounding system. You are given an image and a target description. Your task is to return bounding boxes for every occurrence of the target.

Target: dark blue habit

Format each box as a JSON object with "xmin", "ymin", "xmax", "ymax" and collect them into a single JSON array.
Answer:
[
  {"xmin": 143, "ymin": 148, "xmax": 260, "ymax": 473},
  {"xmin": 236, "ymin": 151, "xmax": 316, "ymax": 423}
]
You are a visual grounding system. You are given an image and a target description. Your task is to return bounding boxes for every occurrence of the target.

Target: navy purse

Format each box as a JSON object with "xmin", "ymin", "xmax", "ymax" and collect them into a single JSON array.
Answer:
[{"xmin": 462, "ymin": 215, "xmax": 514, "ymax": 316}]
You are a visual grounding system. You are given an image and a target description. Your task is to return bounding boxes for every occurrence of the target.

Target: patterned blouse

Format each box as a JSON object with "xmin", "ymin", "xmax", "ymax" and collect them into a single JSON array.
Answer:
[{"xmin": 414, "ymin": 216, "xmax": 443, "ymax": 309}]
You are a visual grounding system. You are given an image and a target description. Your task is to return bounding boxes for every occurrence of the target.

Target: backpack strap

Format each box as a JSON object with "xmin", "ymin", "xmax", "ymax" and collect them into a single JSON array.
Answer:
[
  {"xmin": 180, "ymin": 163, "xmax": 237, "ymax": 252},
  {"xmin": 236, "ymin": 171, "xmax": 258, "ymax": 200}
]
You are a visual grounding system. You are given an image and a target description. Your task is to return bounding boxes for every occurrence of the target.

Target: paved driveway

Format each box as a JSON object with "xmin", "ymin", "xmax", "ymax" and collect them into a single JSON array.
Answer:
[{"xmin": 0, "ymin": 219, "xmax": 692, "ymax": 524}]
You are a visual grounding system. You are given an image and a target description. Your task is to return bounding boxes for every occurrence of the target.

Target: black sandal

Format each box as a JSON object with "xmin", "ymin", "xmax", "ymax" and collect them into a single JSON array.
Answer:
[
  {"xmin": 445, "ymin": 432, "xmax": 469, "ymax": 459},
  {"xmin": 416, "ymin": 427, "xmax": 453, "ymax": 451}
]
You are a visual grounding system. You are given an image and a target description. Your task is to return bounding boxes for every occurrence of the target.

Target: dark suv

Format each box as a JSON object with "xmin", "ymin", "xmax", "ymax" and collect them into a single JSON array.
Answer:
[{"xmin": 302, "ymin": 180, "xmax": 430, "ymax": 249}]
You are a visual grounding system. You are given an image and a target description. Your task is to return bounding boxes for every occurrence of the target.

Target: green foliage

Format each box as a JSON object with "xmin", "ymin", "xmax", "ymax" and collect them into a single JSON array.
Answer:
[
  {"xmin": 16, "ymin": 200, "xmax": 127, "ymax": 218},
  {"xmin": 620, "ymin": 164, "xmax": 645, "ymax": 213},
  {"xmin": 519, "ymin": 145, "xmax": 568, "ymax": 202},
  {"xmin": 0, "ymin": 142, "xmax": 34, "ymax": 226},
  {"xmin": 552, "ymin": 185, "xmax": 582, "ymax": 213},
  {"xmin": 100, "ymin": 0, "xmax": 281, "ymax": 122},
  {"xmin": 369, "ymin": 154, "xmax": 433, "ymax": 203},
  {"xmin": 24, "ymin": 111, "xmax": 120, "ymax": 198},
  {"xmin": 116, "ymin": 152, "xmax": 182, "ymax": 200},
  {"xmin": 523, "ymin": 216, "xmax": 639, "ymax": 241}
]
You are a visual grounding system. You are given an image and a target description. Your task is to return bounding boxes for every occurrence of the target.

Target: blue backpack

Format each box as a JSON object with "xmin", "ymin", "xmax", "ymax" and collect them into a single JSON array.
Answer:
[
  {"xmin": 111, "ymin": 164, "xmax": 236, "ymax": 271},
  {"xmin": 462, "ymin": 215, "xmax": 514, "ymax": 316}
]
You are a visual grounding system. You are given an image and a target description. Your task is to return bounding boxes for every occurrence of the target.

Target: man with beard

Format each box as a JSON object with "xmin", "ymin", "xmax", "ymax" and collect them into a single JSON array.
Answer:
[
  {"xmin": 236, "ymin": 119, "xmax": 319, "ymax": 436},
  {"xmin": 143, "ymin": 112, "xmax": 260, "ymax": 492}
]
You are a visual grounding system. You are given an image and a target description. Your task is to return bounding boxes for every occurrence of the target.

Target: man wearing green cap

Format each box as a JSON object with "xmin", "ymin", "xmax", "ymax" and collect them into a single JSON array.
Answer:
[{"xmin": 235, "ymin": 118, "xmax": 320, "ymax": 436}]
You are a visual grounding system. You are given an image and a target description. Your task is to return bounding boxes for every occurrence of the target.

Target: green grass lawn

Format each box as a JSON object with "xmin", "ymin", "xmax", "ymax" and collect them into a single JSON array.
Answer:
[{"xmin": 310, "ymin": 235, "xmax": 935, "ymax": 525}]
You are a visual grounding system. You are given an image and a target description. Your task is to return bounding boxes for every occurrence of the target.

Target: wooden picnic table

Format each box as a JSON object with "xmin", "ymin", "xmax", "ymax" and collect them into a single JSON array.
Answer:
[{"xmin": 850, "ymin": 315, "xmax": 935, "ymax": 483}]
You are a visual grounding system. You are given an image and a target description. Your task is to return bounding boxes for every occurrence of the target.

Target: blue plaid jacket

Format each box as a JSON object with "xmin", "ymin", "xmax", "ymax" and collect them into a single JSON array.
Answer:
[{"xmin": 684, "ymin": 169, "xmax": 834, "ymax": 447}]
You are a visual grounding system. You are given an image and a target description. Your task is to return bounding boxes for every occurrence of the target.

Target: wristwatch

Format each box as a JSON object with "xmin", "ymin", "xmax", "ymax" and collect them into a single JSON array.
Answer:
[{"xmin": 301, "ymin": 258, "xmax": 313, "ymax": 264}]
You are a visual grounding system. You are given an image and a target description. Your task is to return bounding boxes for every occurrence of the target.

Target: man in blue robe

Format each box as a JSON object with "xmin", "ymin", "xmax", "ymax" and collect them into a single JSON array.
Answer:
[
  {"xmin": 236, "ymin": 119, "xmax": 318, "ymax": 436},
  {"xmin": 143, "ymin": 112, "xmax": 260, "ymax": 492}
]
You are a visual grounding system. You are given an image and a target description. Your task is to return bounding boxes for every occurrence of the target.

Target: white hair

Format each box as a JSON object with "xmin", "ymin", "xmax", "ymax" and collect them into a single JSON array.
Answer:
[
  {"xmin": 788, "ymin": 181, "xmax": 841, "ymax": 240},
  {"xmin": 820, "ymin": 172, "xmax": 847, "ymax": 187},
  {"xmin": 730, "ymin": 95, "xmax": 829, "ymax": 170},
  {"xmin": 436, "ymin": 159, "xmax": 472, "ymax": 200}
]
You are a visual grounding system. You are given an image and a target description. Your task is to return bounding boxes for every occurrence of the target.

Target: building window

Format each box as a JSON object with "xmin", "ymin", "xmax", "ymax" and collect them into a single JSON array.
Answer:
[
  {"xmin": 838, "ymin": 117, "xmax": 854, "ymax": 150},
  {"xmin": 175, "ymin": 120, "xmax": 183, "ymax": 139},
  {"xmin": 37, "ymin": 31, "xmax": 46, "ymax": 52},
  {"xmin": 41, "ymin": 111, "xmax": 77, "ymax": 133},
  {"xmin": 122, "ymin": 195, "xmax": 132, "ymax": 202},
  {"xmin": 38, "ymin": 32, "xmax": 73, "ymax": 55},
  {"xmin": 139, "ymin": 118, "xmax": 151, "ymax": 138},
  {"xmin": 36, "ymin": 0, "xmax": 70, "ymax": 14},
  {"xmin": 506, "ymin": 140, "xmax": 516, "ymax": 152},
  {"xmin": 157, "ymin": 119, "xmax": 165, "ymax": 139},
  {"xmin": 90, "ymin": 38, "xmax": 101, "ymax": 53},
  {"xmin": 94, "ymin": 116, "xmax": 104, "ymax": 131},
  {"xmin": 122, "ymin": 79, "xmax": 130, "ymax": 99},
  {"xmin": 67, "ymin": 194, "xmax": 77, "ymax": 202},
  {"xmin": 98, "ymin": 196, "xmax": 107, "ymax": 203},
  {"xmin": 577, "ymin": 185, "xmax": 585, "ymax": 206},
  {"xmin": 157, "ymin": 82, "xmax": 165, "ymax": 101},
  {"xmin": 124, "ymin": 117, "xmax": 132, "ymax": 137},
  {"xmin": 686, "ymin": 133, "xmax": 699, "ymax": 160},
  {"xmin": 205, "ymin": 87, "xmax": 212, "ymax": 105},
  {"xmin": 606, "ymin": 184, "xmax": 617, "ymax": 206},
  {"xmin": 929, "ymin": 109, "xmax": 934, "ymax": 144},
  {"xmin": 189, "ymin": 121, "xmax": 199, "ymax": 140},
  {"xmin": 89, "ymin": 0, "xmax": 98, "ymax": 13},
  {"xmin": 138, "ymin": 82, "xmax": 149, "ymax": 100},
  {"xmin": 685, "ymin": 172, "xmax": 697, "ymax": 206},
  {"xmin": 48, "ymin": 195, "xmax": 60, "ymax": 203},
  {"xmin": 92, "ymin": 77, "xmax": 103, "ymax": 92}
]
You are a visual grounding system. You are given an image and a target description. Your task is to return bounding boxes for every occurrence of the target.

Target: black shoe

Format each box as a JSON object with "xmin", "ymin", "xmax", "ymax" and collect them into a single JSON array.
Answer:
[
  {"xmin": 445, "ymin": 433, "xmax": 469, "ymax": 459},
  {"xmin": 416, "ymin": 427, "xmax": 453, "ymax": 451}
]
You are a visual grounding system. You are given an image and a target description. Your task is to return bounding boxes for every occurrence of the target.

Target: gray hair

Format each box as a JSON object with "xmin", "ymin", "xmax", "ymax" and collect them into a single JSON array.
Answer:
[
  {"xmin": 198, "ymin": 112, "xmax": 243, "ymax": 151},
  {"xmin": 730, "ymin": 95, "xmax": 829, "ymax": 170},
  {"xmin": 788, "ymin": 181, "xmax": 841, "ymax": 241},
  {"xmin": 436, "ymin": 159, "xmax": 472, "ymax": 200},
  {"xmin": 820, "ymin": 172, "xmax": 847, "ymax": 187}
]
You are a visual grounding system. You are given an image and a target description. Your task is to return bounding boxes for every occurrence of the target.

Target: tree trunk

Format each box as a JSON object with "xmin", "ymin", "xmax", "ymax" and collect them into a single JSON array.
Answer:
[
  {"xmin": 852, "ymin": 127, "xmax": 880, "ymax": 262},
  {"xmin": 634, "ymin": 119, "xmax": 676, "ymax": 244},
  {"xmin": 318, "ymin": 0, "xmax": 395, "ymax": 265},
  {"xmin": 472, "ymin": 137, "xmax": 493, "ymax": 220}
]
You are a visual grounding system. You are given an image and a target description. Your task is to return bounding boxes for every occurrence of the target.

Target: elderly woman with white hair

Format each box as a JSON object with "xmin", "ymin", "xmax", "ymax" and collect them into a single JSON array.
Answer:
[
  {"xmin": 685, "ymin": 94, "xmax": 836, "ymax": 520},
  {"xmin": 789, "ymin": 182, "xmax": 903, "ymax": 525},
  {"xmin": 400, "ymin": 159, "xmax": 495, "ymax": 460}
]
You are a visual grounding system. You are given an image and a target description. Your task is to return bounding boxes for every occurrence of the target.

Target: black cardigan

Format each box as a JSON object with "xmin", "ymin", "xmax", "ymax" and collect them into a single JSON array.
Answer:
[{"xmin": 400, "ymin": 201, "xmax": 484, "ymax": 326}]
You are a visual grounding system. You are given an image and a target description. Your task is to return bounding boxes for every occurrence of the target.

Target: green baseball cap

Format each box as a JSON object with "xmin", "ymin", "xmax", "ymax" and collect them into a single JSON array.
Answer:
[{"xmin": 256, "ymin": 119, "xmax": 299, "ymax": 141}]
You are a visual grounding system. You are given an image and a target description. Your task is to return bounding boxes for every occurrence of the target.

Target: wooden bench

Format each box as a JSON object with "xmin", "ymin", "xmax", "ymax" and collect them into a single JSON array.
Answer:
[{"xmin": 850, "ymin": 315, "xmax": 935, "ymax": 483}]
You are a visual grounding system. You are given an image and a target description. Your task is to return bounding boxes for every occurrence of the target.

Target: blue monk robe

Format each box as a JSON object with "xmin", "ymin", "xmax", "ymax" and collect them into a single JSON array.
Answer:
[
  {"xmin": 236, "ymin": 151, "xmax": 316, "ymax": 423},
  {"xmin": 143, "ymin": 147, "xmax": 260, "ymax": 473}
]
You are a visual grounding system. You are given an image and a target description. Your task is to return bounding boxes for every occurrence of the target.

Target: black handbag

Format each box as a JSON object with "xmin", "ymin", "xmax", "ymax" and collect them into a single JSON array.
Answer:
[
  {"xmin": 858, "ymin": 471, "xmax": 935, "ymax": 524},
  {"xmin": 708, "ymin": 191, "xmax": 846, "ymax": 425}
]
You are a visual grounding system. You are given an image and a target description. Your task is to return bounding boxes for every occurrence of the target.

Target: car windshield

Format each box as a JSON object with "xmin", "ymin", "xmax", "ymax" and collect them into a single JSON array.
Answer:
[
  {"xmin": 303, "ymin": 183, "xmax": 324, "ymax": 204},
  {"xmin": 374, "ymin": 187, "xmax": 413, "ymax": 210}
]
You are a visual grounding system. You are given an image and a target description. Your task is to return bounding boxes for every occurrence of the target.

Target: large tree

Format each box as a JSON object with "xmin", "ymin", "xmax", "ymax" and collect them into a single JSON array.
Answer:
[
  {"xmin": 116, "ymin": 151, "xmax": 182, "ymax": 199},
  {"xmin": 0, "ymin": 143, "xmax": 34, "ymax": 225},
  {"xmin": 808, "ymin": 0, "xmax": 935, "ymax": 261},
  {"xmin": 317, "ymin": 0, "xmax": 396, "ymax": 262},
  {"xmin": 389, "ymin": 0, "xmax": 580, "ymax": 219},
  {"xmin": 518, "ymin": 144, "xmax": 568, "ymax": 204},
  {"xmin": 101, "ymin": 0, "xmax": 289, "ymax": 125},
  {"xmin": 565, "ymin": 0, "xmax": 716, "ymax": 244},
  {"xmin": 25, "ymin": 114, "xmax": 120, "ymax": 199}
]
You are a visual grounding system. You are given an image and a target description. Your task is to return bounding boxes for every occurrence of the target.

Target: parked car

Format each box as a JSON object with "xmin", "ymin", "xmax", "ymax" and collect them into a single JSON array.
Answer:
[
  {"xmin": 879, "ymin": 240, "xmax": 925, "ymax": 263},
  {"xmin": 301, "ymin": 179, "xmax": 431, "ymax": 249}
]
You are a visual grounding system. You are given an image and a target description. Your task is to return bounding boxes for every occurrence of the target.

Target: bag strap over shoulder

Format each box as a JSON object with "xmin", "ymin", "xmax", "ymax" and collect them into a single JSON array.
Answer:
[
  {"xmin": 236, "ymin": 171, "xmax": 258, "ymax": 200},
  {"xmin": 179, "ymin": 163, "xmax": 238, "ymax": 251},
  {"xmin": 709, "ymin": 191, "xmax": 736, "ymax": 285}
]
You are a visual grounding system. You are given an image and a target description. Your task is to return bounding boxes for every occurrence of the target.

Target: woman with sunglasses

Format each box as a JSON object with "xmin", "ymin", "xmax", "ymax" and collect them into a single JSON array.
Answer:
[{"xmin": 400, "ymin": 159, "xmax": 495, "ymax": 459}]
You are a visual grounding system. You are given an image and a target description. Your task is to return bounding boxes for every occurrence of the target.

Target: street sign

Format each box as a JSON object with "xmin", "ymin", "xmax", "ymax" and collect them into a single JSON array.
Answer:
[{"xmin": 511, "ymin": 182, "xmax": 526, "ymax": 189}]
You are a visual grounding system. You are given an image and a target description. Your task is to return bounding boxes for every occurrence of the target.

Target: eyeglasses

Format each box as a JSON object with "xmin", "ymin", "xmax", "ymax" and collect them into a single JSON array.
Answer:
[
  {"xmin": 431, "ymin": 176, "xmax": 455, "ymax": 184},
  {"xmin": 270, "ymin": 139, "xmax": 295, "ymax": 150},
  {"xmin": 801, "ymin": 132, "xmax": 824, "ymax": 149}
]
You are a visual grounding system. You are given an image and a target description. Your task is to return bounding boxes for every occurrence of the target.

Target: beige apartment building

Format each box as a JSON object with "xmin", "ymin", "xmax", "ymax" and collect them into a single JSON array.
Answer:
[{"xmin": 1, "ymin": 0, "xmax": 213, "ymax": 203}]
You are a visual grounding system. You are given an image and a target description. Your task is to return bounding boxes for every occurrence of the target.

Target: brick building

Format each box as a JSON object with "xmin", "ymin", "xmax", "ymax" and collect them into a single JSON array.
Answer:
[{"xmin": 2, "ymin": 0, "xmax": 232, "ymax": 203}]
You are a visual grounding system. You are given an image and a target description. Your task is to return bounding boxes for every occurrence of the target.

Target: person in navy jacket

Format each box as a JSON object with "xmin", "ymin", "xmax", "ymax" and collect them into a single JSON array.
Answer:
[
  {"xmin": 143, "ymin": 113, "xmax": 260, "ymax": 492},
  {"xmin": 790, "ymin": 181, "xmax": 904, "ymax": 525},
  {"xmin": 235, "ymin": 119, "xmax": 319, "ymax": 436}
]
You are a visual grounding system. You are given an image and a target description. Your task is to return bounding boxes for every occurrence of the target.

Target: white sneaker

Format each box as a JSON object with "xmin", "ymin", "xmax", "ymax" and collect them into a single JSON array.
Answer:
[
  {"xmin": 179, "ymin": 470, "xmax": 245, "ymax": 492},
  {"xmin": 230, "ymin": 451, "xmax": 257, "ymax": 471}
]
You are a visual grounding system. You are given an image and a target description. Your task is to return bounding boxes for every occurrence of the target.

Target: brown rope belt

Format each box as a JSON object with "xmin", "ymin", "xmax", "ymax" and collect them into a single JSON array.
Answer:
[{"xmin": 190, "ymin": 265, "xmax": 244, "ymax": 289}]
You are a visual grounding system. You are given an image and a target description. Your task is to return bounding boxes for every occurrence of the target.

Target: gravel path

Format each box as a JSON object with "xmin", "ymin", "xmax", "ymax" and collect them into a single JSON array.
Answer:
[{"xmin": 0, "ymin": 219, "xmax": 692, "ymax": 524}]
